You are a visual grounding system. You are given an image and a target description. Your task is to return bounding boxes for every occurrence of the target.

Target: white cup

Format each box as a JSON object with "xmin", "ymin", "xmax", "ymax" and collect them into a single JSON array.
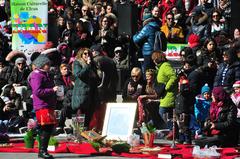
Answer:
[{"xmin": 56, "ymin": 85, "xmax": 64, "ymax": 97}]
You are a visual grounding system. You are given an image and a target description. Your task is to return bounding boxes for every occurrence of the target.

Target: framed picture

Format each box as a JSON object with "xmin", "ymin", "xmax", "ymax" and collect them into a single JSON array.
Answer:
[{"xmin": 102, "ymin": 103, "xmax": 137, "ymax": 141}]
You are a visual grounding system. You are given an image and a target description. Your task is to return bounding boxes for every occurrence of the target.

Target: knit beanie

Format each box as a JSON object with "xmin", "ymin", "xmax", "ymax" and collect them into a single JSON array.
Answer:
[
  {"xmin": 90, "ymin": 44, "xmax": 102, "ymax": 56},
  {"xmin": 233, "ymin": 80, "xmax": 240, "ymax": 88},
  {"xmin": 212, "ymin": 86, "xmax": 228, "ymax": 102},
  {"xmin": 15, "ymin": 57, "xmax": 26, "ymax": 65},
  {"xmin": 33, "ymin": 54, "xmax": 51, "ymax": 69},
  {"xmin": 142, "ymin": 8, "xmax": 152, "ymax": 21},
  {"xmin": 188, "ymin": 34, "xmax": 200, "ymax": 48},
  {"xmin": 201, "ymin": 83, "xmax": 210, "ymax": 94}
]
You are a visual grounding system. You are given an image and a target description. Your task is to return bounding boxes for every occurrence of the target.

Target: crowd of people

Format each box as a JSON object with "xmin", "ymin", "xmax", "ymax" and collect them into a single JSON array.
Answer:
[{"xmin": 0, "ymin": 0, "xmax": 240, "ymax": 155}]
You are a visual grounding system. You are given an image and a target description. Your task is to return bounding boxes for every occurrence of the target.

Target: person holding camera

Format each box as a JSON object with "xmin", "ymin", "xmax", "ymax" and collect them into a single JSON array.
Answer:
[
  {"xmin": 195, "ymin": 86, "xmax": 238, "ymax": 147},
  {"xmin": 0, "ymin": 84, "xmax": 21, "ymax": 121},
  {"xmin": 196, "ymin": 38, "xmax": 222, "ymax": 67}
]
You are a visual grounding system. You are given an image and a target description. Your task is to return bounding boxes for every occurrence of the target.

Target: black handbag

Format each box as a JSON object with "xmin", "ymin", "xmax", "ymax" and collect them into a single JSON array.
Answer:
[{"xmin": 154, "ymin": 81, "xmax": 166, "ymax": 98}]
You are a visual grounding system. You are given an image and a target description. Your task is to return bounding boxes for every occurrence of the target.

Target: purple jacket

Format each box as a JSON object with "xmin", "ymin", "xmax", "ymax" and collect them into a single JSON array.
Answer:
[{"xmin": 29, "ymin": 69, "xmax": 57, "ymax": 111}]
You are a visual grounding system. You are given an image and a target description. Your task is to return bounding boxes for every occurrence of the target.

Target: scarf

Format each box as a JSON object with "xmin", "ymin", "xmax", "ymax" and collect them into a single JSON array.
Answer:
[
  {"xmin": 210, "ymin": 101, "xmax": 223, "ymax": 122},
  {"xmin": 62, "ymin": 76, "xmax": 72, "ymax": 87},
  {"xmin": 137, "ymin": 96, "xmax": 145, "ymax": 125}
]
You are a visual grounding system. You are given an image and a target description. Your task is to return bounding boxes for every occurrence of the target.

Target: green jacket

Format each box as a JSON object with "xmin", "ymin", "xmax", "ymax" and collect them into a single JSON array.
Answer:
[
  {"xmin": 71, "ymin": 60, "xmax": 99, "ymax": 111},
  {"xmin": 156, "ymin": 62, "xmax": 177, "ymax": 108}
]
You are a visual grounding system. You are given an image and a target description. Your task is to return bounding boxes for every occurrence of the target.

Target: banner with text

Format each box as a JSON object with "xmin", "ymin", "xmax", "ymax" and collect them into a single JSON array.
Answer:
[
  {"xmin": 165, "ymin": 43, "xmax": 188, "ymax": 61},
  {"xmin": 11, "ymin": 0, "xmax": 48, "ymax": 60}
]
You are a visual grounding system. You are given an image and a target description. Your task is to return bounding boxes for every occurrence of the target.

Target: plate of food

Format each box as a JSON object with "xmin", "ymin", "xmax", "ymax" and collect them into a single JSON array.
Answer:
[
  {"xmin": 0, "ymin": 143, "xmax": 13, "ymax": 148},
  {"xmin": 141, "ymin": 146, "xmax": 162, "ymax": 155}
]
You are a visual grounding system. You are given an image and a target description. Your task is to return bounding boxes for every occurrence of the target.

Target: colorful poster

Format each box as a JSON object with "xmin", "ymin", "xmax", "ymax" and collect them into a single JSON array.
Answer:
[
  {"xmin": 10, "ymin": 0, "xmax": 48, "ymax": 61},
  {"xmin": 165, "ymin": 43, "xmax": 188, "ymax": 61}
]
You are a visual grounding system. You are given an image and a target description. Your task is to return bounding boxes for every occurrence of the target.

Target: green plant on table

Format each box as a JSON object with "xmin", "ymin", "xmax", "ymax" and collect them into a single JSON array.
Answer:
[
  {"xmin": 48, "ymin": 136, "xmax": 59, "ymax": 146},
  {"xmin": 24, "ymin": 119, "xmax": 37, "ymax": 148}
]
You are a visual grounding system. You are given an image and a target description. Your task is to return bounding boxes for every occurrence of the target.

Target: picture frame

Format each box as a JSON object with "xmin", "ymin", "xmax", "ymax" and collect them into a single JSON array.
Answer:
[{"xmin": 102, "ymin": 103, "xmax": 137, "ymax": 141}]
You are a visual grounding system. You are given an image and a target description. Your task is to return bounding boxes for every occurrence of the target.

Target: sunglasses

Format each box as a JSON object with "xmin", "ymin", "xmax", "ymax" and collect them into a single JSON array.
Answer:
[
  {"xmin": 83, "ymin": 52, "xmax": 89, "ymax": 55},
  {"xmin": 17, "ymin": 63, "xmax": 24, "ymax": 65}
]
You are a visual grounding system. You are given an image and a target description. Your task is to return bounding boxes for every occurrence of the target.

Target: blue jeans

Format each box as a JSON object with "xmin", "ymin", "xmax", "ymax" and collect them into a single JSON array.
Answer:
[{"xmin": 159, "ymin": 107, "xmax": 173, "ymax": 130}]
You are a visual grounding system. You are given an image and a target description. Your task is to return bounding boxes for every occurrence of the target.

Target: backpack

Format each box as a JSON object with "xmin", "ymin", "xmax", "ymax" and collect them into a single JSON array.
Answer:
[
  {"xmin": 154, "ymin": 81, "xmax": 166, "ymax": 98},
  {"xmin": 153, "ymin": 31, "xmax": 167, "ymax": 52},
  {"xmin": 178, "ymin": 75, "xmax": 190, "ymax": 93}
]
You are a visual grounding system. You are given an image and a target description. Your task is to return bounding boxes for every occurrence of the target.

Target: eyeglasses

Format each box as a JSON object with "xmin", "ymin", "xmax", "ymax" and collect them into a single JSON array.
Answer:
[{"xmin": 17, "ymin": 63, "xmax": 24, "ymax": 65}]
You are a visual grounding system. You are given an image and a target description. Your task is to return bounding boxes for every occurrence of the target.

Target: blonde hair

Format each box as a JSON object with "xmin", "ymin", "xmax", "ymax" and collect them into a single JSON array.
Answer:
[
  {"xmin": 145, "ymin": 69, "xmax": 155, "ymax": 76},
  {"xmin": 59, "ymin": 63, "xmax": 68, "ymax": 70},
  {"xmin": 76, "ymin": 48, "xmax": 91, "ymax": 60}
]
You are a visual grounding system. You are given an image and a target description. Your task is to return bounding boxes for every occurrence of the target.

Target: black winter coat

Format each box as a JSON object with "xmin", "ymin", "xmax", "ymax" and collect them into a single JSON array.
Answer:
[
  {"xmin": 175, "ymin": 91, "xmax": 193, "ymax": 114},
  {"xmin": 8, "ymin": 67, "xmax": 30, "ymax": 86},
  {"xmin": 93, "ymin": 55, "xmax": 118, "ymax": 103},
  {"xmin": 213, "ymin": 101, "xmax": 238, "ymax": 147}
]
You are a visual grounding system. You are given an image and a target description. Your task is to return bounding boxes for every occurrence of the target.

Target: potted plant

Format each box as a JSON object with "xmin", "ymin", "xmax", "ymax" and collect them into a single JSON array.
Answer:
[
  {"xmin": 146, "ymin": 123, "xmax": 156, "ymax": 147},
  {"xmin": 140, "ymin": 122, "xmax": 156, "ymax": 147},
  {"xmin": 47, "ymin": 136, "xmax": 59, "ymax": 151},
  {"xmin": 24, "ymin": 119, "xmax": 37, "ymax": 148}
]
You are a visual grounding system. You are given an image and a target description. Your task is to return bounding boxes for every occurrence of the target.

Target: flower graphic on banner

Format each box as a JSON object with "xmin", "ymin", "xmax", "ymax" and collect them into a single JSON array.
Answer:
[{"xmin": 12, "ymin": 12, "xmax": 46, "ymax": 44}]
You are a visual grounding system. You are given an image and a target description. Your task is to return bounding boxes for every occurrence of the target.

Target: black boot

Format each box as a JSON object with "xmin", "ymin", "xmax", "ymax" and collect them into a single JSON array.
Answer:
[
  {"xmin": 38, "ymin": 150, "xmax": 53, "ymax": 159},
  {"xmin": 38, "ymin": 129, "xmax": 53, "ymax": 159}
]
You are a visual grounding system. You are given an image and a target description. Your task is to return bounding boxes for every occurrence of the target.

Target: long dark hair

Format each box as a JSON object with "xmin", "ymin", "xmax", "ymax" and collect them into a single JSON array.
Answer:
[{"xmin": 1, "ymin": 85, "xmax": 14, "ymax": 98}]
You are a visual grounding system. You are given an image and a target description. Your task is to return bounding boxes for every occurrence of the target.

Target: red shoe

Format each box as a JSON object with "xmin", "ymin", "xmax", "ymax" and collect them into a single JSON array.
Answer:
[{"xmin": 165, "ymin": 131, "xmax": 173, "ymax": 140}]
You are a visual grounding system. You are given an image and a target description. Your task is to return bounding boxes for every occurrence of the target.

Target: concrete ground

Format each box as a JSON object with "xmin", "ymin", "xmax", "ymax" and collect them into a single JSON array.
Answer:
[
  {"xmin": 0, "ymin": 139, "xmax": 172, "ymax": 159},
  {"xmin": 0, "ymin": 153, "xmax": 144, "ymax": 159}
]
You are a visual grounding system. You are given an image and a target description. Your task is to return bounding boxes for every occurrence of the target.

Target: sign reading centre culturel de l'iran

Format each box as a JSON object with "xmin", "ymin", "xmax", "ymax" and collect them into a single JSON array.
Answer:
[{"xmin": 10, "ymin": 0, "xmax": 48, "ymax": 60}]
